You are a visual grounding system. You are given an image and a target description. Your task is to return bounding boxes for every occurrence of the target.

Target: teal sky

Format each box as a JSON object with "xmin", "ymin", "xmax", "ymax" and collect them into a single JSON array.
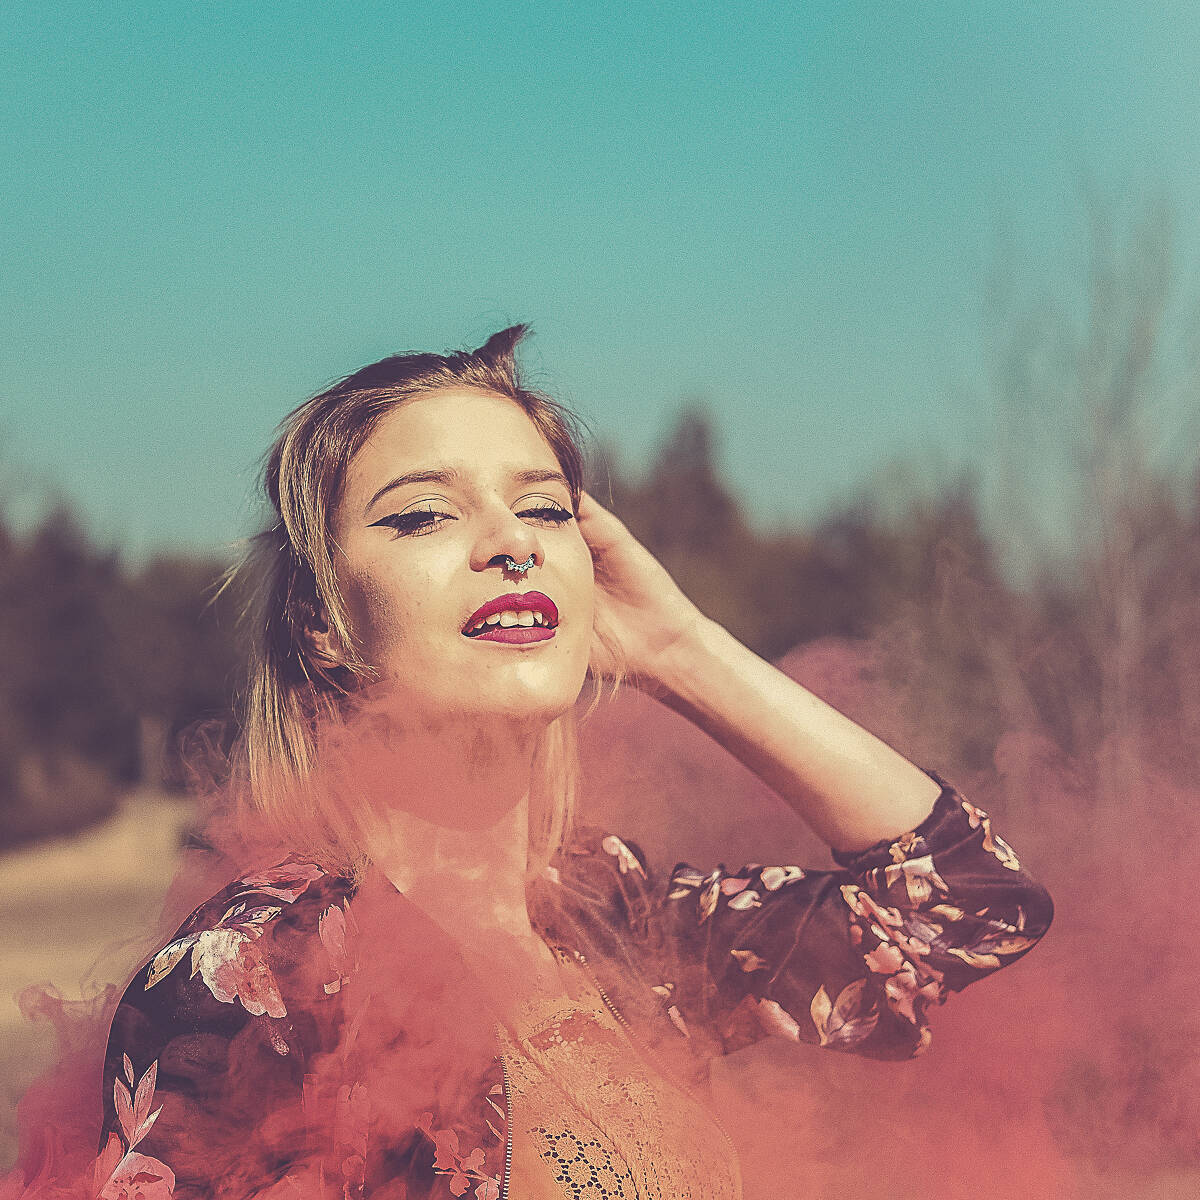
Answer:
[{"xmin": 3, "ymin": 1, "xmax": 1199, "ymax": 562}]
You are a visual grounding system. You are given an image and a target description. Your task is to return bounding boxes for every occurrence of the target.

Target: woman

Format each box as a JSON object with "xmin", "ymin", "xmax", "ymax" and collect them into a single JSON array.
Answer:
[{"xmin": 90, "ymin": 326, "xmax": 1052, "ymax": 1200}]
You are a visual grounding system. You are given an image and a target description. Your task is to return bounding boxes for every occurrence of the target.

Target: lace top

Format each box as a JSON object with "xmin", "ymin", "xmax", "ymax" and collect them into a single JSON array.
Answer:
[{"xmin": 496, "ymin": 949, "xmax": 742, "ymax": 1199}]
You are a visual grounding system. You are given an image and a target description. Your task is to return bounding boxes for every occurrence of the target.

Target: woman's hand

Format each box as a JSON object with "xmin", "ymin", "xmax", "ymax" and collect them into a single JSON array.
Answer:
[{"xmin": 576, "ymin": 491, "xmax": 706, "ymax": 693}]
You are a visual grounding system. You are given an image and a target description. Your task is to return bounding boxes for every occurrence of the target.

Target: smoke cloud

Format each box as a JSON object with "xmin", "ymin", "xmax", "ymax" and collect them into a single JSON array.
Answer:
[{"xmin": 4, "ymin": 624, "xmax": 1196, "ymax": 1200}]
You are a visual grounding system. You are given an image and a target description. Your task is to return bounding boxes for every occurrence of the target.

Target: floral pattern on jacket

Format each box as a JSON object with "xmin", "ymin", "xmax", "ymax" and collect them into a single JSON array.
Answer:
[
  {"xmin": 617, "ymin": 768, "xmax": 1054, "ymax": 1060},
  {"xmin": 96, "ymin": 768, "xmax": 1053, "ymax": 1198}
]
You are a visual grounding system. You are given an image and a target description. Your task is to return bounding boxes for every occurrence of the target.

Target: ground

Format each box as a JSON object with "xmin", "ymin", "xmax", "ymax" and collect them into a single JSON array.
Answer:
[{"xmin": 0, "ymin": 789, "xmax": 195, "ymax": 1172}]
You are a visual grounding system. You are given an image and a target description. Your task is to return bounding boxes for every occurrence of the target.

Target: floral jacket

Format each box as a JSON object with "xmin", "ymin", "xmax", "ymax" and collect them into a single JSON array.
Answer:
[{"xmin": 95, "ymin": 769, "xmax": 1053, "ymax": 1200}]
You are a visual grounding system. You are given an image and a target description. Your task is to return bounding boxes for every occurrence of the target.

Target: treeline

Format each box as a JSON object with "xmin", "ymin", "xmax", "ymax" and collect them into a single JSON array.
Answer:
[
  {"xmin": 3, "ymin": 399, "xmax": 1199, "ymax": 850},
  {"xmin": 604, "ymin": 405, "xmax": 1200, "ymax": 806},
  {"xmin": 0, "ymin": 507, "xmax": 240, "ymax": 846}
]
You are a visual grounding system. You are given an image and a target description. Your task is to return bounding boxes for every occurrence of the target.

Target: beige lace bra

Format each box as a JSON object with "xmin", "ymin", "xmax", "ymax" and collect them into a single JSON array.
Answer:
[{"xmin": 494, "ymin": 950, "xmax": 742, "ymax": 1200}]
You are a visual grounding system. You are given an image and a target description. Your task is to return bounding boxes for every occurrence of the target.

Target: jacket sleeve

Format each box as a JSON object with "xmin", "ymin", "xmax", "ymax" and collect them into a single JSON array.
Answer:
[
  {"xmin": 619, "ymin": 768, "xmax": 1054, "ymax": 1061},
  {"xmin": 93, "ymin": 872, "xmax": 346, "ymax": 1200}
]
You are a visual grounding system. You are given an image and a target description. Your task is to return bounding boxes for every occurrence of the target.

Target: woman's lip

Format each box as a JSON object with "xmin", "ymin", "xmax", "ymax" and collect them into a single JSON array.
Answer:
[
  {"xmin": 468, "ymin": 625, "xmax": 556, "ymax": 645},
  {"xmin": 462, "ymin": 590, "xmax": 559, "ymax": 632}
]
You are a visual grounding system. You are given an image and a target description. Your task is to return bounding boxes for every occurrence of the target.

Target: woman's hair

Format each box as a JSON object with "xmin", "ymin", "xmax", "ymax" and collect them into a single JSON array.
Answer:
[{"xmin": 222, "ymin": 324, "xmax": 624, "ymax": 882}]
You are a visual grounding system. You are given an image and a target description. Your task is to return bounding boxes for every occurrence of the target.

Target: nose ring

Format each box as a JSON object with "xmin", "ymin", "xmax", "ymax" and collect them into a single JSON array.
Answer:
[{"xmin": 504, "ymin": 554, "xmax": 536, "ymax": 574}]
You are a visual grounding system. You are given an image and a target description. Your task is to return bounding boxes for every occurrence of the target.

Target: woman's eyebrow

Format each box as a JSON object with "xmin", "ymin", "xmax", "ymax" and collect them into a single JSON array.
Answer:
[{"xmin": 364, "ymin": 467, "xmax": 569, "ymax": 516}]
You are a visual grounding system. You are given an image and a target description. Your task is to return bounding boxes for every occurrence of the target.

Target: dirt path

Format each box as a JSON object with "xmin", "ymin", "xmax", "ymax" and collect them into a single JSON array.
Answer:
[{"xmin": 0, "ymin": 790, "xmax": 195, "ymax": 1171}]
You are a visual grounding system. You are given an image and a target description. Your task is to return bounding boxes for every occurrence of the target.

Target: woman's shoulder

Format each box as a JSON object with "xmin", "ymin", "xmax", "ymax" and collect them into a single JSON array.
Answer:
[
  {"xmin": 547, "ymin": 824, "xmax": 656, "ymax": 905},
  {"xmin": 535, "ymin": 824, "xmax": 658, "ymax": 946},
  {"xmin": 555, "ymin": 823, "xmax": 653, "ymax": 878},
  {"xmin": 99, "ymin": 857, "xmax": 363, "ymax": 1195},
  {"xmin": 118, "ymin": 853, "xmax": 358, "ymax": 1035}
]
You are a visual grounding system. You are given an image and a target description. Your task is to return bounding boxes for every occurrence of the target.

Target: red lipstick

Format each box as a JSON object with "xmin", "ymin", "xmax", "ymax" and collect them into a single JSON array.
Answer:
[{"xmin": 462, "ymin": 591, "xmax": 559, "ymax": 637}]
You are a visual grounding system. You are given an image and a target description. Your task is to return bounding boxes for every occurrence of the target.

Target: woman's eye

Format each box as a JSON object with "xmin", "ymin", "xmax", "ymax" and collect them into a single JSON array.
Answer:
[
  {"xmin": 520, "ymin": 504, "xmax": 574, "ymax": 525},
  {"xmin": 368, "ymin": 503, "xmax": 573, "ymax": 537},
  {"xmin": 370, "ymin": 509, "xmax": 452, "ymax": 536}
]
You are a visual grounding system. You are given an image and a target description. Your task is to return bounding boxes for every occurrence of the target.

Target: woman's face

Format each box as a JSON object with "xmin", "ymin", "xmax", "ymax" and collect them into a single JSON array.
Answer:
[{"xmin": 327, "ymin": 388, "xmax": 595, "ymax": 730}]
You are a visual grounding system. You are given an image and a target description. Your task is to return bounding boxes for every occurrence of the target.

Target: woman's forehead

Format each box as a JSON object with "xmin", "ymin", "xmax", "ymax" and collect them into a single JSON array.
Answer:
[{"xmin": 344, "ymin": 389, "xmax": 563, "ymax": 503}]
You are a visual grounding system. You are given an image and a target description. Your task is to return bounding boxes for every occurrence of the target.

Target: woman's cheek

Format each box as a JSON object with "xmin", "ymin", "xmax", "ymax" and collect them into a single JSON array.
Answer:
[{"xmin": 342, "ymin": 567, "xmax": 414, "ymax": 672}]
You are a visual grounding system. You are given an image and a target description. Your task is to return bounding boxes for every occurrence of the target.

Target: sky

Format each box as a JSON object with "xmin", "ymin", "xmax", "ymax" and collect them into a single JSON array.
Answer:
[{"xmin": 3, "ymin": 1, "xmax": 1199, "ymax": 564}]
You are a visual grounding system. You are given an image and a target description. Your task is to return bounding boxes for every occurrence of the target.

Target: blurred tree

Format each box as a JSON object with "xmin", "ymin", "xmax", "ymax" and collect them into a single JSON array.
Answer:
[
  {"xmin": 868, "ymin": 476, "xmax": 1024, "ymax": 776},
  {"xmin": 0, "ymin": 502, "xmax": 239, "ymax": 845},
  {"xmin": 0, "ymin": 506, "xmax": 136, "ymax": 845},
  {"xmin": 637, "ymin": 406, "xmax": 743, "ymax": 555},
  {"xmin": 108, "ymin": 554, "xmax": 240, "ymax": 787},
  {"xmin": 942, "ymin": 197, "xmax": 1200, "ymax": 1177},
  {"xmin": 990, "ymin": 199, "xmax": 1200, "ymax": 803},
  {"xmin": 596, "ymin": 405, "xmax": 760, "ymax": 648}
]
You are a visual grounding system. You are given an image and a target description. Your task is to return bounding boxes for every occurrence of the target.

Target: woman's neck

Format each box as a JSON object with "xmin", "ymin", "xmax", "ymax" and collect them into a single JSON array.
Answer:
[
  {"xmin": 371, "ymin": 792, "xmax": 536, "ymax": 944},
  {"xmin": 360, "ymin": 712, "xmax": 542, "ymax": 948}
]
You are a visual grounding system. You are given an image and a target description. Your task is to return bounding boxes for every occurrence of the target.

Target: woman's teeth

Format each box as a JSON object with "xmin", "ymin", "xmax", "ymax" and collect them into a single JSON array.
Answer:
[{"xmin": 466, "ymin": 610, "xmax": 552, "ymax": 635}]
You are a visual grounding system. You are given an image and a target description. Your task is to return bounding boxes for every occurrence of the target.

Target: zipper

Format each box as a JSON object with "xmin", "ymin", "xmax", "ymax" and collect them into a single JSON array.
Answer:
[
  {"xmin": 499, "ymin": 1052, "xmax": 513, "ymax": 1200},
  {"xmin": 559, "ymin": 944, "xmax": 743, "ymax": 1189}
]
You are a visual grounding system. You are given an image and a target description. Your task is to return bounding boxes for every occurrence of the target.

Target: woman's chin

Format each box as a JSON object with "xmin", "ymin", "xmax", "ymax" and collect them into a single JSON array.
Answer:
[
  {"xmin": 469, "ymin": 693, "xmax": 575, "ymax": 731},
  {"xmin": 362, "ymin": 656, "xmax": 587, "ymax": 733}
]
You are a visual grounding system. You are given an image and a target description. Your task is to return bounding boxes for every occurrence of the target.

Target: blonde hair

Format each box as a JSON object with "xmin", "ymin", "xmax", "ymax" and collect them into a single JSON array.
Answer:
[{"xmin": 222, "ymin": 325, "xmax": 624, "ymax": 881}]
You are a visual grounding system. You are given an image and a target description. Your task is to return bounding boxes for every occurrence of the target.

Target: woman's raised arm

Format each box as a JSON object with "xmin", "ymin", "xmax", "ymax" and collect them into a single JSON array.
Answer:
[
  {"xmin": 649, "ymin": 617, "xmax": 942, "ymax": 853},
  {"xmin": 579, "ymin": 490, "xmax": 942, "ymax": 853}
]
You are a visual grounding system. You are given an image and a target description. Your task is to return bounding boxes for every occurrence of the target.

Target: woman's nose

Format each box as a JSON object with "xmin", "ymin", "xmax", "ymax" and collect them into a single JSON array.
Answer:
[{"xmin": 469, "ymin": 507, "xmax": 544, "ymax": 574}]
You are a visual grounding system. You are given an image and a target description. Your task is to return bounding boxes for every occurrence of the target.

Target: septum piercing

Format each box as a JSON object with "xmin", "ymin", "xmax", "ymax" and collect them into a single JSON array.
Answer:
[{"xmin": 504, "ymin": 555, "xmax": 536, "ymax": 574}]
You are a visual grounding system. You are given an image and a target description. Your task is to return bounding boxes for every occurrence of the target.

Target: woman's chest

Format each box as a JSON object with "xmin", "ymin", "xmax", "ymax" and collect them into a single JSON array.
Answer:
[{"xmin": 492, "ymin": 965, "xmax": 743, "ymax": 1200}]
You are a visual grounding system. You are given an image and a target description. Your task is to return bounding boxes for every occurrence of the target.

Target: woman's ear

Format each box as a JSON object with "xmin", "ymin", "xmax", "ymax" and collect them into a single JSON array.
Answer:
[{"xmin": 303, "ymin": 607, "xmax": 344, "ymax": 668}]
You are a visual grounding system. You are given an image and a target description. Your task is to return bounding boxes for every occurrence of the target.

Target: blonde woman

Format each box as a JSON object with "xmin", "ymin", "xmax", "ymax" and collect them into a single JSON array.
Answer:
[{"xmin": 88, "ymin": 326, "xmax": 1052, "ymax": 1200}]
